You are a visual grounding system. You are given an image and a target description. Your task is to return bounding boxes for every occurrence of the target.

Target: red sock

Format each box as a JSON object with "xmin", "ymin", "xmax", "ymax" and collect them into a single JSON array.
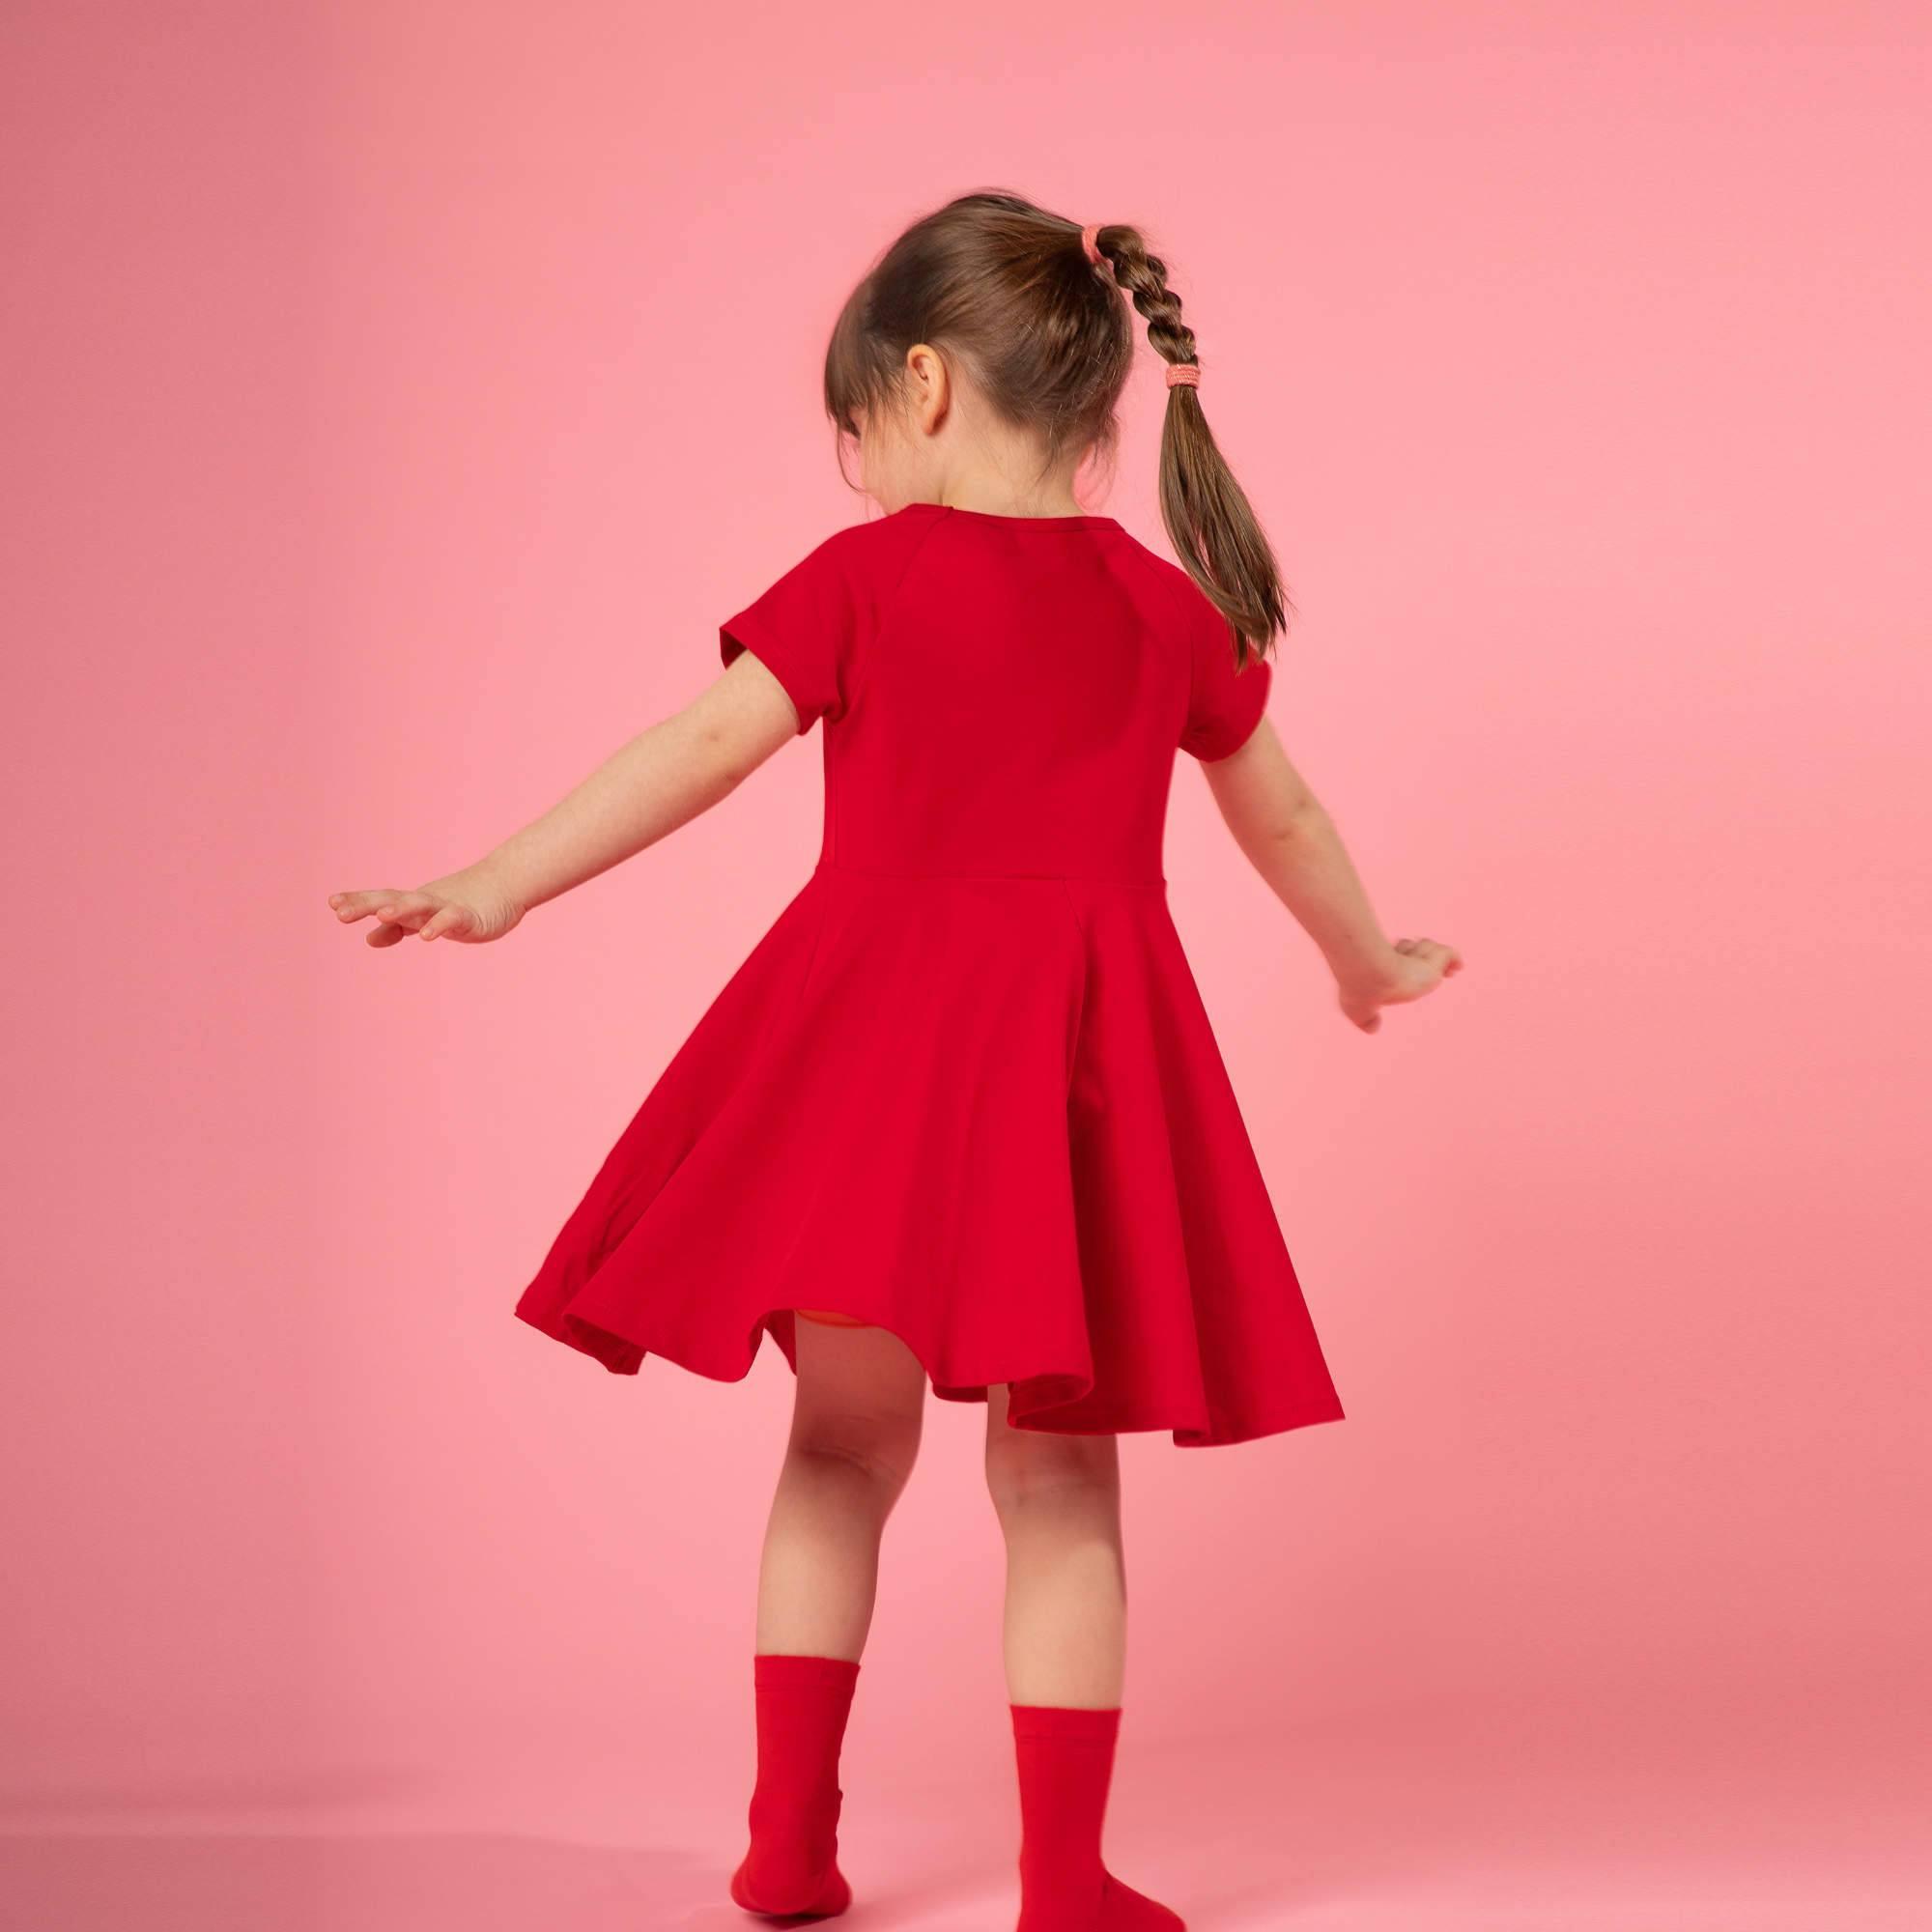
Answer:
[
  {"xmin": 1010, "ymin": 1705, "xmax": 1184, "ymax": 1932},
  {"xmin": 729, "ymin": 1654, "xmax": 860, "ymax": 1918}
]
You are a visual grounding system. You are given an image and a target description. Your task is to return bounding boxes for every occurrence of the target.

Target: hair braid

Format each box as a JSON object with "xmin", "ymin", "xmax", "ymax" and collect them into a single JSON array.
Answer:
[{"xmin": 1095, "ymin": 226, "xmax": 1290, "ymax": 666}]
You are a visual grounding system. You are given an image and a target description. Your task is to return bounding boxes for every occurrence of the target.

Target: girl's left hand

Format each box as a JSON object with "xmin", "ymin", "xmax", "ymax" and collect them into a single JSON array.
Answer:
[
  {"xmin": 327, "ymin": 868, "xmax": 526, "ymax": 948},
  {"xmin": 1336, "ymin": 935, "xmax": 1463, "ymax": 1033}
]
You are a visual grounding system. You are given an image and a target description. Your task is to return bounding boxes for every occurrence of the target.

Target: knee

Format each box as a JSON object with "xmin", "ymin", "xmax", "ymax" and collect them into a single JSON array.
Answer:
[
  {"xmin": 983, "ymin": 1427, "xmax": 1118, "ymax": 1521},
  {"xmin": 789, "ymin": 1406, "xmax": 923, "ymax": 1498}
]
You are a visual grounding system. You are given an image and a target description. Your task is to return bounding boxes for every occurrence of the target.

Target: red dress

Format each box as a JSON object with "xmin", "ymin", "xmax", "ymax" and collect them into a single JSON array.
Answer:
[{"xmin": 513, "ymin": 502, "xmax": 1346, "ymax": 1446}]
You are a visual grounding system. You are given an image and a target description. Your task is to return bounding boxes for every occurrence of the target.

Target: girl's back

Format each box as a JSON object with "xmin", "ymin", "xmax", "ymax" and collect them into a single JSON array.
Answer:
[{"xmin": 721, "ymin": 500, "xmax": 1271, "ymax": 884}]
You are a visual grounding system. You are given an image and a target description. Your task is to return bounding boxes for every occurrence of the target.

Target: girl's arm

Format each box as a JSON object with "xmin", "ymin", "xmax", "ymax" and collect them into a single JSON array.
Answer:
[
  {"xmin": 327, "ymin": 654, "xmax": 800, "ymax": 947},
  {"xmin": 1202, "ymin": 719, "xmax": 1462, "ymax": 1033}
]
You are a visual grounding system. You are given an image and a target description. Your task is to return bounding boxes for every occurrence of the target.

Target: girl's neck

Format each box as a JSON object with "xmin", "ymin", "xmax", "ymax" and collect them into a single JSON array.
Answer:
[{"xmin": 930, "ymin": 476, "xmax": 1087, "ymax": 521}]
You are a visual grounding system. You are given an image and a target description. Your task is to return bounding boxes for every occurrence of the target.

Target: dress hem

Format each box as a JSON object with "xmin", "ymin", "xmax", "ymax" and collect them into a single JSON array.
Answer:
[{"xmin": 512, "ymin": 1296, "xmax": 1346, "ymax": 1451}]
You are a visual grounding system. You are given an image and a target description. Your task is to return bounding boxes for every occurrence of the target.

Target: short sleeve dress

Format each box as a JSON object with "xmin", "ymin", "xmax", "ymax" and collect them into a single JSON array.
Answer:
[{"xmin": 514, "ymin": 502, "xmax": 1345, "ymax": 1447}]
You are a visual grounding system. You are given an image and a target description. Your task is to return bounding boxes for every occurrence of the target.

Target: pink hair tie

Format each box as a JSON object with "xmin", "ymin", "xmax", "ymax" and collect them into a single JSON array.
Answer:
[
  {"xmin": 1165, "ymin": 362, "xmax": 1201, "ymax": 389},
  {"xmin": 1079, "ymin": 222, "xmax": 1104, "ymax": 266}
]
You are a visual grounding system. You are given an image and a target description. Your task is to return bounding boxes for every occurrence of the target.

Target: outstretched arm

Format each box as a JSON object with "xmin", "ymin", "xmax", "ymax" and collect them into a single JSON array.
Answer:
[
  {"xmin": 1202, "ymin": 719, "xmax": 1462, "ymax": 1033},
  {"xmin": 328, "ymin": 652, "xmax": 801, "ymax": 948}
]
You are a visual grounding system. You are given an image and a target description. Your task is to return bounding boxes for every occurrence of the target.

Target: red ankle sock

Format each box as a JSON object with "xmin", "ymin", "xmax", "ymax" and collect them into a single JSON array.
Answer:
[
  {"xmin": 729, "ymin": 1653, "xmax": 860, "ymax": 1918},
  {"xmin": 1010, "ymin": 1705, "xmax": 1184, "ymax": 1932}
]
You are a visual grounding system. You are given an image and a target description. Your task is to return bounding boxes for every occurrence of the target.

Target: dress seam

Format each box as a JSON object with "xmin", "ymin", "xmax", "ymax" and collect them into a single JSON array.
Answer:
[
  {"xmin": 839, "ymin": 510, "xmax": 952, "ymax": 729},
  {"xmin": 816, "ymin": 861, "xmax": 1166, "ymax": 891},
  {"xmin": 821, "ymin": 511, "xmax": 954, "ymax": 870},
  {"xmin": 1140, "ymin": 546, "xmax": 1206, "ymax": 756},
  {"xmin": 1057, "ymin": 877, "xmax": 1089, "ymax": 1097}
]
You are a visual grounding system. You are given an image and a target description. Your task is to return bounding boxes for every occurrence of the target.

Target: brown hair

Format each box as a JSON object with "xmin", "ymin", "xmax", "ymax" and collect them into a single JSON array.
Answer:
[{"xmin": 823, "ymin": 189, "xmax": 1291, "ymax": 667}]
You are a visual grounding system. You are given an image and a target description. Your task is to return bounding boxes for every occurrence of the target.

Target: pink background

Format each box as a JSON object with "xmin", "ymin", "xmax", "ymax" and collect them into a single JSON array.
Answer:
[{"xmin": 4, "ymin": 4, "xmax": 1926, "ymax": 1927}]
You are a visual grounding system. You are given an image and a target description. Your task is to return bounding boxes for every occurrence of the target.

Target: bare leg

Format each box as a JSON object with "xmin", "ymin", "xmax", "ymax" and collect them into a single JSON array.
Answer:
[
  {"xmin": 983, "ymin": 1382, "xmax": 1126, "ymax": 1706},
  {"xmin": 754, "ymin": 1317, "xmax": 926, "ymax": 1659}
]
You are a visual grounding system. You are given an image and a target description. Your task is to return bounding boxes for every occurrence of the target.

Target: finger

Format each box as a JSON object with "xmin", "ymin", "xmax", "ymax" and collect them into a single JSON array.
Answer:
[
  {"xmin": 373, "ymin": 892, "xmax": 435, "ymax": 923},
  {"xmin": 366, "ymin": 920, "xmax": 410, "ymax": 949},
  {"xmin": 420, "ymin": 904, "xmax": 469, "ymax": 942},
  {"xmin": 332, "ymin": 891, "xmax": 400, "ymax": 923},
  {"xmin": 380, "ymin": 899, "xmax": 446, "ymax": 933}
]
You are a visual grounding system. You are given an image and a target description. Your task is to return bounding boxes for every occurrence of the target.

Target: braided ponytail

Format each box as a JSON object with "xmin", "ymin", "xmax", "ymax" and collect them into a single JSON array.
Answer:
[{"xmin": 1090, "ymin": 224, "xmax": 1290, "ymax": 668}]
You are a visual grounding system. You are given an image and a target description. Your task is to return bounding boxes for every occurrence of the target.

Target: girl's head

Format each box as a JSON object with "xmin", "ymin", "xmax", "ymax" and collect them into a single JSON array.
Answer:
[{"xmin": 825, "ymin": 189, "xmax": 1290, "ymax": 663}]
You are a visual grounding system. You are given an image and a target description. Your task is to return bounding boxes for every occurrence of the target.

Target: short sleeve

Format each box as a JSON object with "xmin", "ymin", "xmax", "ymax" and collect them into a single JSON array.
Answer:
[
  {"xmin": 719, "ymin": 531, "xmax": 861, "ymax": 735},
  {"xmin": 1179, "ymin": 589, "xmax": 1272, "ymax": 761}
]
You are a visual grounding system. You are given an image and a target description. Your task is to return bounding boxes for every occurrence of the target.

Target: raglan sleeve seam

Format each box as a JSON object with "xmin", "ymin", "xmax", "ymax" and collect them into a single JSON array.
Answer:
[
  {"xmin": 836, "ymin": 508, "xmax": 949, "ymax": 726},
  {"xmin": 1173, "ymin": 566, "xmax": 1271, "ymax": 763}
]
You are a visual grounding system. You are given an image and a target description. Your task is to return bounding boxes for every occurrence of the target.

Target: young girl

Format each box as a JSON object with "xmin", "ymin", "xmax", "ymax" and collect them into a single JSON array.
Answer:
[{"xmin": 328, "ymin": 190, "xmax": 1460, "ymax": 1931}]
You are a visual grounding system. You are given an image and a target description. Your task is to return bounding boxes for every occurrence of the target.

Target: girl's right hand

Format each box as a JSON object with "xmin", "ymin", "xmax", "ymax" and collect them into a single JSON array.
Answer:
[
  {"xmin": 326, "ymin": 867, "xmax": 526, "ymax": 948},
  {"xmin": 1337, "ymin": 936, "xmax": 1463, "ymax": 1034}
]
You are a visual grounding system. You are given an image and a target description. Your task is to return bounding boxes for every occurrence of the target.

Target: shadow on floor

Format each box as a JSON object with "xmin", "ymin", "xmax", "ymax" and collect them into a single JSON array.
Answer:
[{"xmin": 0, "ymin": 1833, "xmax": 725, "ymax": 1932}]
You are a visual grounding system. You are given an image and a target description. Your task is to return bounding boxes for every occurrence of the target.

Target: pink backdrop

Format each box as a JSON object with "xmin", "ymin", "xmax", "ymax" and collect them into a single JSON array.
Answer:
[{"xmin": 4, "ymin": 4, "xmax": 1925, "ymax": 1926}]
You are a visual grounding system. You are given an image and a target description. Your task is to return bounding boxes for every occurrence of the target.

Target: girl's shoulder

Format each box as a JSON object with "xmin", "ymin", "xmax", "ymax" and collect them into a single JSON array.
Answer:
[
  {"xmin": 1126, "ymin": 540, "xmax": 1223, "ymax": 631},
  {"xmin": 818, "ymin": 500, "xmax": 950, "ymax": 560},
  {"xmin": 721, "ymin": 506, "xmax": 952, "ymax": 733},
  {"xmin": 729, "ymin": 505, "xmax": 942, "ymax": 623}
]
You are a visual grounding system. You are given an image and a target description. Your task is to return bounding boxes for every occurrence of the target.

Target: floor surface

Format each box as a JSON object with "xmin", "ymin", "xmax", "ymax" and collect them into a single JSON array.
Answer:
[{"xmin": 2, "ymin": 1725, "xmax": 1919, "ymax": 1929}]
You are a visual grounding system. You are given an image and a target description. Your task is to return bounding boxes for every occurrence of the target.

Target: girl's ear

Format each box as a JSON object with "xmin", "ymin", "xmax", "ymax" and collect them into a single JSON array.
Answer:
[{"xmin": 902, "ymin": 341, "xmax": 952, "ymax": 436}]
